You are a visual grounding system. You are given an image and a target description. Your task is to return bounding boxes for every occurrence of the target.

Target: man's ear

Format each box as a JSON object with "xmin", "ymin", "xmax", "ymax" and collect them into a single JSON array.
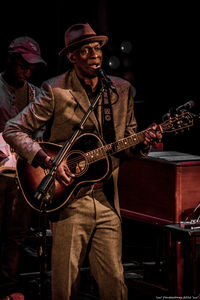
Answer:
[{"xmin": 67, "ymin": 53, "xmax": 76, "ymax": 63}]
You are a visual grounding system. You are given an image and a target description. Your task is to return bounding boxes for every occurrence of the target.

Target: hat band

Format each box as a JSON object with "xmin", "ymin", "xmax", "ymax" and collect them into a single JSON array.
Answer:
[{"xmin": 67, "ymin": 34, "xmax": 98, "ymax": 47}]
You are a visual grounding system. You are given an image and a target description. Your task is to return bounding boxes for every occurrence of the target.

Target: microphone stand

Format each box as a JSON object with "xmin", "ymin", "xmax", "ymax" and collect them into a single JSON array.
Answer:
[
  {"xmin": 34, "ymin": 82, "xmax": 107, "ymax": 299},
  {"xmin": 38, "ymin": 202, "xmax": 49, "ymax": 300},
  {"xmin": 34, "ymin": 83, "xmax": 106, "ymax": 205}
]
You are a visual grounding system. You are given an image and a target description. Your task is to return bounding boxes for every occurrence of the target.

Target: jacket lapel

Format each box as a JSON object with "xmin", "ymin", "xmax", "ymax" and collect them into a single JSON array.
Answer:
[{"xmin": 68, "ymin": 69, "xmax": 100, "ymax": 132}]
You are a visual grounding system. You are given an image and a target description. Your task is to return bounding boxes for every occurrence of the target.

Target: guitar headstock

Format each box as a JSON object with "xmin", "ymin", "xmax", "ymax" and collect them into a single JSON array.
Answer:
[{"xmin": 160, "ymin": 111, "xmax": 195, "ymax": 134}]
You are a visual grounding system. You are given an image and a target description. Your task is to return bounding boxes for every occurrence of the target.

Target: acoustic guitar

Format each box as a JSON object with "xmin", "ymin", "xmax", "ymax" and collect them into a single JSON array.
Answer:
[{"xmin": 16, "ymin": 111, "xmax": 195, "ymax": 213}]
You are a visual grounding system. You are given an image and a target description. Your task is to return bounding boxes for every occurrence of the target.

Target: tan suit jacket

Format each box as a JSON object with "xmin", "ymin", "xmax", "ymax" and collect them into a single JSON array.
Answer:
[{"xmin": 3, "ymin": 68, "xmax": 146, "ymax": 218}]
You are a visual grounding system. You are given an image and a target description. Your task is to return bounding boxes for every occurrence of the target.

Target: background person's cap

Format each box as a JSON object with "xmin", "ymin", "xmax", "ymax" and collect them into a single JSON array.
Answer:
[{"xmin": 8, "ymin": 36, "xmax": 47, "ymax": 66}]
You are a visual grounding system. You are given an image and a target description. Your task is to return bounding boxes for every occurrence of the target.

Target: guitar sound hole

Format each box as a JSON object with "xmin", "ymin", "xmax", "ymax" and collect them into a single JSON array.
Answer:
[{"xmin": 66, "ymin": 150, "xmax": 88, "ymax": 177}]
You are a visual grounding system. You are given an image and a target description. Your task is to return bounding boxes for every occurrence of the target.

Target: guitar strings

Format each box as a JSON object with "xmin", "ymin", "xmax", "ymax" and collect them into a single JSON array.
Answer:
[
  {"xmin": 61, "ymin": 145, "xmax": 109, "ymax": 170},
  {"xmin": 59, "ymin": 114, "xmax": 189, "ymax": 171},
  {"xmin": 58, "ymin": 131, "xmax": 145, "ymax": 170},
  {"xmin": 62, "ymin": 140, "xmax": 130, "ymax": 170}
]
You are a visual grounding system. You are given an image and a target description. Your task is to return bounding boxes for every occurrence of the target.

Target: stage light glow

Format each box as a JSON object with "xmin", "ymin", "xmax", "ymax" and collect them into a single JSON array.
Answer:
[
  {"xmin": 108, "ymin": 56, "xmax": 120, "ymax": 69},
  {"xmin": 120, "ymin": 40, "xmax": 132, "ymax": 54}
]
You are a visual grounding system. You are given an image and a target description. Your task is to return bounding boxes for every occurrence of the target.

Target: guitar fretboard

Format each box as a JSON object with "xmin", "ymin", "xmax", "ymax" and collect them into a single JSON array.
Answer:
[{"xmin": 85, "ymin": 131, "xmax": 145, "ymax": 163}]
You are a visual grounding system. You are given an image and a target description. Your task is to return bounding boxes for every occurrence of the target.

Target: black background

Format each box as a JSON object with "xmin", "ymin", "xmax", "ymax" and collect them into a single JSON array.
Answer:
[{"xmin": 1, "ymin": 1, "xmax": 200, "ymax": 154}]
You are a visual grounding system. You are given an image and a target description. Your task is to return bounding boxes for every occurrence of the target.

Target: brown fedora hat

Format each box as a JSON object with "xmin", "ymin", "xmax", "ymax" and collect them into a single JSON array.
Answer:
[{"xmin": 59, "ymin": 23, "xmax": 108, "ymax": 56}]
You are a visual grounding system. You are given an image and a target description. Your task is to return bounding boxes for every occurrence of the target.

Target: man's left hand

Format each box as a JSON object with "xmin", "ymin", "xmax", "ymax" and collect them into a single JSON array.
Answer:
[{"xmin": 143, "ymin": 123, "xmax": 162, "ymax": 146}]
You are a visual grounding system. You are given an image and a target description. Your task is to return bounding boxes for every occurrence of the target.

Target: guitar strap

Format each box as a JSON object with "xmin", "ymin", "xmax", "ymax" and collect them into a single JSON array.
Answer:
[
  {"xmin": 102, "ymin": 88, "xmax": 116, "ymax": 144},
  {"xmin": 83, "ymin": 80, "xmax": 116, "ymax": 144}
]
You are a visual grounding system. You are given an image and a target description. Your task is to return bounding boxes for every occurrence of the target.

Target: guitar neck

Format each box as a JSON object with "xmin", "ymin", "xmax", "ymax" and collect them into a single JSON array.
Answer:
[
  {"xmin": 85, "ymin": 130, "xmax": 146, "ymax": 163},
  {"xmin": 75, "ymin": 109, "xmax": 196, "ymax": 164}
]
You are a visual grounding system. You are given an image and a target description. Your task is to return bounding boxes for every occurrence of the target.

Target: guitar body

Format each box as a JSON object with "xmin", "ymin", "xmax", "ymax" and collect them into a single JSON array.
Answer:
[{"xmin": 16, "ymin": 133, "xmax": 110, "ymax": 213}]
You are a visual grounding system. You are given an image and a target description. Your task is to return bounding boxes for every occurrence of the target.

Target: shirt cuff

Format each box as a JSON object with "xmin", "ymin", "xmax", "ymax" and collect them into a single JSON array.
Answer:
[{"xmin": 31, "ymin": 149, "xmax": 48, "ymax": 168}]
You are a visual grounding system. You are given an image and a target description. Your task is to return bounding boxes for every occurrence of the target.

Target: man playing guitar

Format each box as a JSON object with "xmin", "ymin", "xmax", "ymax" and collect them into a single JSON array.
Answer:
[{"xmin": 3, "ymin": 24, "xmax": 162, "ymax": 300}]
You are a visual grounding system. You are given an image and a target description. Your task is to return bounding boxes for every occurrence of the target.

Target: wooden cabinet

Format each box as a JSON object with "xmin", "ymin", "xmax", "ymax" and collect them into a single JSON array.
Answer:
[{"xmin": 118, "ymin": 151, "xmax": 200, "ymax": 225}]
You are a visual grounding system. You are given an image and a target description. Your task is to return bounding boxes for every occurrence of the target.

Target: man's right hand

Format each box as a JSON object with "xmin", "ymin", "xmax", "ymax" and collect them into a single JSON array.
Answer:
[{"xmin": 55, "ymin": 160, "xmax": 75, "ymax": 187}]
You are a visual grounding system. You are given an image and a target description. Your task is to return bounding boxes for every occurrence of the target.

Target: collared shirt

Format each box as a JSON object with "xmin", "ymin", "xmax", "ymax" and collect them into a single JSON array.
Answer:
[
  {"xmin": 0, "ymin": 73, "xmax": 35, "ymax": 132},
  {"xmin": 79, "ymin": 78, "xmax": 104, "ymax": 138},
  {"xmin": 0, "ymin": 73, "xmax": 41, "ymax": 176}
]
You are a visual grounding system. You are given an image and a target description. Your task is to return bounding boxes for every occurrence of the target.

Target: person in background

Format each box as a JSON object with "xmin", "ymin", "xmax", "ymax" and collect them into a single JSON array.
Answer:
[
  {"xmin": 3, "ymin": 24, "xmax": 162, "ymax": 300},
  {"xmin": 0, "ymin": 36, "xmax": 47, "ymax": 300}
]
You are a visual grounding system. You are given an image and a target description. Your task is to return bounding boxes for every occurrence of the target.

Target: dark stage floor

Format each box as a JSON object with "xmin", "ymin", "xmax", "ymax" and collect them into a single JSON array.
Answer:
[
  {"xmin": 11, "ymin": 216, "xmax": 200, "ymax": 299},
  {"xmin": 18, "ymin": 262, "xmax": 167, "ymax": 300},
  {"xmin": 15, "ymin": 218, "xmax": 170, "ymax": 300}
]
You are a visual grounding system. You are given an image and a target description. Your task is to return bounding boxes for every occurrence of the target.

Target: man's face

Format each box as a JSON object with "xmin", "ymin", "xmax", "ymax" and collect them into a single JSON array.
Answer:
[
  {"xmin": 71, "ymin": 42, "xmax": 103, "ymax": 78},
  {"xmin": 8, "ymin": 55, "xmax": 36, "ymax": 87}
]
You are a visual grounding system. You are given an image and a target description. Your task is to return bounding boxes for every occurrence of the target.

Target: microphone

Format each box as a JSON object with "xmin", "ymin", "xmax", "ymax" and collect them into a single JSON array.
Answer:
[
  {"xmin": 175, "ymin": 100, "xmax": 195, "ymax": 112},
  {"xmin": 96, "ymin": 68, "xmax": 117, "ymax": 93},
  {"xmin": 162, "ymin": 100, "xmax": 195, "ymax": 121}
]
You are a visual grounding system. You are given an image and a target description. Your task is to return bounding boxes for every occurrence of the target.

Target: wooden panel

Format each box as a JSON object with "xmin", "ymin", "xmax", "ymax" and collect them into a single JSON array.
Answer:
[{"xmin": 118, "ymin": 151, "xmax": 200, "ymax": 225}]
